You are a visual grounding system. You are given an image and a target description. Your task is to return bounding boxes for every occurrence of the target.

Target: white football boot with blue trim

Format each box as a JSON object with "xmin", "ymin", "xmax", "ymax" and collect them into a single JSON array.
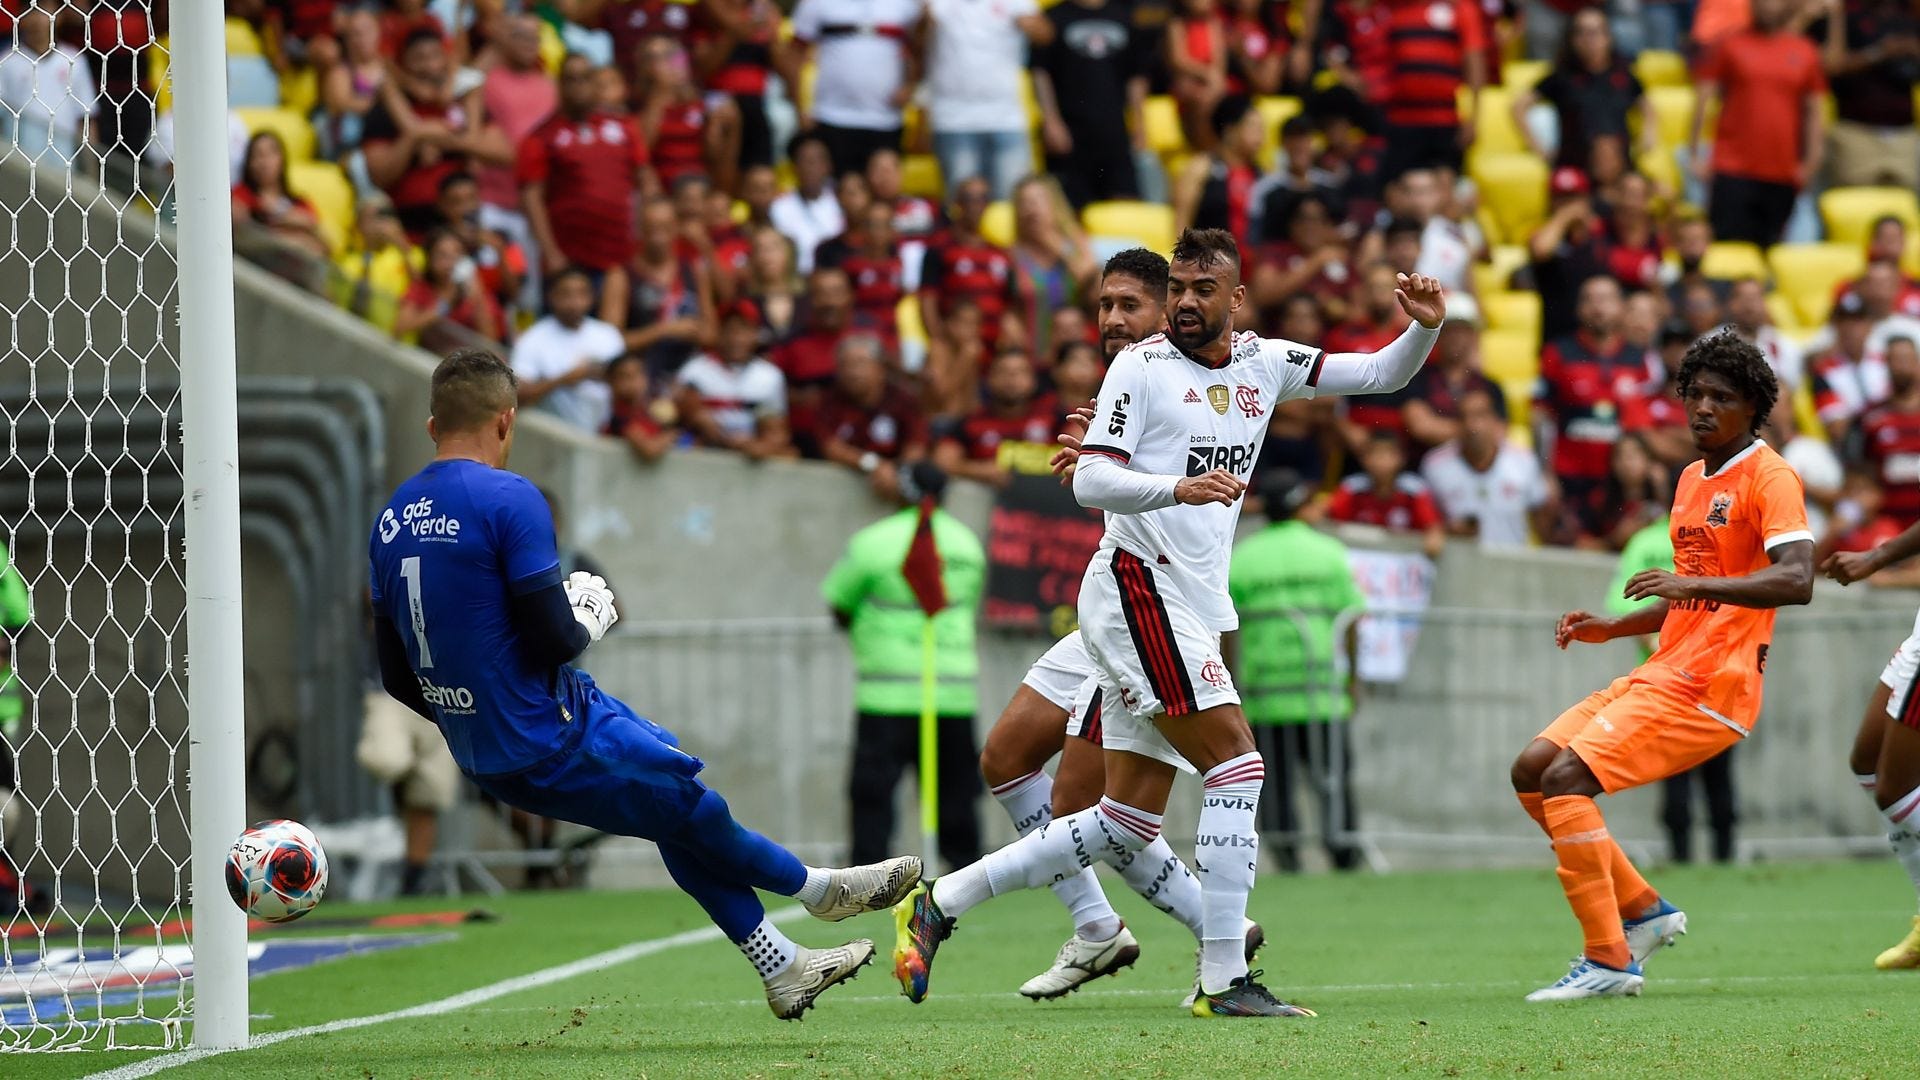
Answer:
[{"xmin": 1525, "ymin": 956, "xmax": 1645, "ymax": 1002}]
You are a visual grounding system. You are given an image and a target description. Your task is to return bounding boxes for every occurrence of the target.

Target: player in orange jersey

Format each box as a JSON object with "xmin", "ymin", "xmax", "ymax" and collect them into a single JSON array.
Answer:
[
  {"xmin": 1511, "ymin": 331, "xmax": 1814, "ymax": 1001},
  {"xmin": 1820, "ymin": 523, "xmax": 1920, "ymax": 969}
]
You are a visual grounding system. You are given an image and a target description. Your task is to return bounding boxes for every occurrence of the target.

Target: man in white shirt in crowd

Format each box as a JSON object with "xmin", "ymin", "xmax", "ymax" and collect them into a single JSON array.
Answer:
[
  {"xmin": 1401, "ymin": 168, "xmax": 1474, "ymax": 297},
  {"xmin": 675, "ymin": 299, "xmax": 797, "ymax": 459},
  {"xmin": 0, "ymin": 4, "xmax": 95, "ymax": 167},
  {"xmin": 770, "ymin": 131, "xmax": 846, "ymax": 274},
  {"xmin": 921, "ymin": 0, "xmax": 1052, "ymax": 200},
  {"xmin": 510, "ymin": 266, "xmax": 626, "ymax": 433},
  {"xmin": 786, "ymin": 0, "xmax": 922, "ymax": 175},
  {"xmin": 1804, "ymin": 261, "xmax": 1920, "ymax": 360},
  {"xmin": 1422, "ymin": 386, "xmax": 1555, "ymax": 548}
]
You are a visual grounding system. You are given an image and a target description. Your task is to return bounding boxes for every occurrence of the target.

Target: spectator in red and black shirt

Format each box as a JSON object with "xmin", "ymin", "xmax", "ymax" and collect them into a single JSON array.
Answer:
[
  {"xmin": 1328, "ymin": 263, "xmax": 1411, "ymax": 441},
  {"xmin": 866, "ymin": 148, "xmax": 943, "ymax": 243},
  {"xmin": 705, "ymin": 185, "xmax": 754, "ymax": 301},
  {"xmin": 1596, "ymin": 170, "xmax": 1662, "ymax": 293},
  {"xmin": 1534, "ymin": 274, "xmax": 1649, "ymax": 518},
  {"xmin": 935, "ymin": 349, "xmax": 1057, "ymax": 488},
  {"xmin": 839, "ymin": 201, "xmax": 908, "ymax": 340},
  {"xmin": 811, "ymin": 171, "xmax": 878, "ymax": 270},
  {"xmin": 1316, "ymin": 0, "xmax": 1393, "ymax": 106},
  {"xmin": 1328, "ymin": 429, "xmax": 1447, "ymax": 557},
  {"xmin": 1858, "ymin": 336, "xmax": 1920, "ymax": 531},
  {"xmin": 1402, "ymin": 292, "xmax": 1505, "ymax": 456},
  {"xmin": 1375, "ymin": 0, "xmax": 1485, "ymax": 182},
  {"xmin": 817, "ymin": 333, "xmax": 929, "ymax": 493},
  {"xmin": 1528, "ymin": 165, "xmax": 1609, "ymax": 343},
  {"xmin": 1622, "ymin": 318, "xmax": 1698, "ymax": 470},
  {"xmin": 638, "ymin": 34, "xmax": 741, "ymax": 193},
  {"xmin": 595, "ymin": 0, "xmax": 699, "ymax": 91},
  {"xmin": 920, "ymin": 176, "xmax": 1019, "ymax": 351},
  {"xmin": 776, "ymin": 266, "xmax": 860, "ymax": 452},
  {"xmin": 1174, "ymin": 95, "xmax": 1264, "ymax": 252},
  {"xmin": 363, "ymin": 29, "xmax": 511, "ymax": 238},
  {"xmin": 1835, "ymin": 217, "xmax": 1920, "ymax": 319},
  {"xmin": 605, "ymin": 352, "xmax": 681, "ymax": 463},
  {"xmin": 519, "ymin": 54, "xmax": 655, "ymax": 277},
  {"xmin": 1566, "ymin": 431, "xmax": 1669, "ymax": 550},
  {"xmin": 1252, "ymin": 190, "xmax": 1355, "ymax": 325},
  {"xmin": 1224, "ymin": 0, "xmax": 1299, "ymax": 96},
  {"xmin": 691, "ymin": 0, "xmax": 782, "ymax": 170}
]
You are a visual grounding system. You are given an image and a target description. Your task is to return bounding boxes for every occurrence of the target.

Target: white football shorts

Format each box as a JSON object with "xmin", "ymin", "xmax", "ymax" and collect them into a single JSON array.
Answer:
[
  {"xmin": 1879, "ymin": 607, "xmax": 1920, "ymax": 724},
  {"xmin": 1020, "ymin": 630, "xmax": 1097, "ymax": 712}
]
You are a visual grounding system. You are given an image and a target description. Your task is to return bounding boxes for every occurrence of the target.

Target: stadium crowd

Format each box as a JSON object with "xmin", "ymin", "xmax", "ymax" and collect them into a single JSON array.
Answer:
[{"xmin": 5, "ymin": 0, "xmax": 1920, "ymax": 556}]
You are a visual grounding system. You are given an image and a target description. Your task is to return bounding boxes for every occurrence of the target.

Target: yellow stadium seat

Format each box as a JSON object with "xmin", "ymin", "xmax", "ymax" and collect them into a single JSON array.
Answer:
[
  {"xmin": 1764, "ymin": 292, "xmax": 1806, "ymax": 339},
  {"xmin": 1255, "ymin": 96, "xmax": 1302, "ymax": 160},
  {"xmin": 980, "ymin": 200, "xmax": 1015, "ymax": 248},
  {"xmin": 1498, "ymin": 376, "xmax": 1535, "ymax": 429},
  {"xmin": 539, "ymin": 18, "xmax": 566, "ymax": 75},
  {"xmin": 1462, "ymin": 86, "xmax": 1526, "ymax": 154},
  {"xmin": 280, "ymin": 66, "xmax": 320, "ymax": 118},
  {"xmin": 1633, "ymin": 49, "xmax": 1689, "ymax": 89},
  {"xmin": 1821, "ymin": 187, "xmax": 1920, "ymax": 247},
  {"xmin": 1144, "ymin": 96, "xmax": 1186, "ymax": 157},
  {"xmin": 289, "ymin": 161, "xmax": 355, "ymax": 255},
  {"xmin": 226, "ymin": 16, "xmax": 265, "ymax": 57},
  {"xmin": 1506, "ymin": 420, "xmax": 1533, "ymax": 451},
  {"xmin": 1469, "ymin": 152, "xmax": 1549, "ymax": 248},
  {"xmin": 1907, "ymin": 234, "xmax": 1920, "ymax": 278},
  {"xmin": 901, "ymin": 154, "xmax": 944, "ymax": 199},
  {"xmin": 1636, "ymin": 147, "xmax": 1682, "ymax": 195},
  {"xmin": 150, "ymin": 35, "xmax": 172, "ymax": 115},
  {"xmin": 1502, "ymin": 60, "xmax": 1549, "ymax": 92},
  {"xmin": 1083, "ymin": 201, "xmax": 1176, "ymax": 254},
  {"xmin": 1768, "ymin": 242, "xmax": 1865, "ymax": 326},
  {"xmin": 1699, "ymin": 241, "xmax": 1768, "ymax": 282},
  {"xmin": 896, "ymin": 294, "xmax": 928, "ymax": 351},
  {"xmin": 1482, "ymin": 291, "xmax": 1542, "ymax": 343},
  {"xmin": 1481, "ymin": 329, "xmax": 1540, "ymax": 384},
  {"xmin": 236, "ymin": 107, "xmax": 317, "ymax": 162},
  {"xmin": 1472, "ymin": 245, "xmax": 1529, "ymax": 297},
  {"xmin": 1644, "ymin": 85, "xmax": 1698, "ymax": 149}
]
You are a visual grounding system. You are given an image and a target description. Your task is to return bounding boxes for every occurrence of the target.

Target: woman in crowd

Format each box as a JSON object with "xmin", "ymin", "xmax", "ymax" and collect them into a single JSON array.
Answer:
[
  {"xmin": 741, "ymin": 226, "xmax": 803, "ymax": 341},
  {"xmin": 1008, "ymin": 176, "xmax": 1098, "ymax": 365},
  {"xmin": 637, "ymin": 34, "xmax": 741, "ymax": 194},
  {"xmin": 1250, "ymin": 190, "xmax": 1353, "ymax": 327},
  {"xmin": 1166, "ymin": 0, "xmax": 1230, "ymax": 150},
  {"xmin": 603, "ymin": 195, "xmax": 716, "ymax": 376},
  {"xmin": 393, "ymin": 228, "xmax": 505, "ymax": 342},
  {"xmin": 1511, "ymin": 6, "xmax": 1657, "ymax": 171},
  {"xmin": 319, "ymin": 7, "xmax": 387, "ymax": 158},
  {"xmin": 1599, "ymin": 170, "xmax": 1664, "ymax": 292},
  {"xmin": 231, "ymin": 131, "xmax": 331, "ymax": 258},
  {"xmin": 1573, "ymin": 431, "xmax": 1669, "ymax": 550},
  {"xmin": 1173, "ymin": 95, "xmax": 1264, "ymax": 251}
]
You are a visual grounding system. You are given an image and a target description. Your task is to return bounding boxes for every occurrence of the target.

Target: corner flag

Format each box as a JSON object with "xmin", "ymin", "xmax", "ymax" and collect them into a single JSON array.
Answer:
[{"xmin": 901, "ymin": 496, "xmax": 946, "ymax": 867}]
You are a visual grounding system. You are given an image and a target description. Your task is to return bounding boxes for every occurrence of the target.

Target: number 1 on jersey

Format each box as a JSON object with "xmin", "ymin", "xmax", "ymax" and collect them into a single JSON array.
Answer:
[{"xmin": 400, "ymin": 555, "xmax": 434, "ymax": 669}]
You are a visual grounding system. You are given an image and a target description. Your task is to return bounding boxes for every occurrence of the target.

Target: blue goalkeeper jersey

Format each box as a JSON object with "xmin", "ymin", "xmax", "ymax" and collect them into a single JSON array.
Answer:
[{"xmin": 368, "ymin": 458, "xmax": 588, "ymax": 775}]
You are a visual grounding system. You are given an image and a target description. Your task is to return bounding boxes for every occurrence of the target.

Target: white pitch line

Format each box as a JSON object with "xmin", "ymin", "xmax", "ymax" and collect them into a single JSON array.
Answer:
[{"xmin": 82, "ymin": 906, "xmax": 809, "ymax": 1080}]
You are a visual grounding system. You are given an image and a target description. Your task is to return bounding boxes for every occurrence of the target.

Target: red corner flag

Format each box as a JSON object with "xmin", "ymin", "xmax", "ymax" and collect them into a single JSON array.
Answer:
[{"xmin": 901, "ymin": 497, "xmax": 947, "ymax": 617}]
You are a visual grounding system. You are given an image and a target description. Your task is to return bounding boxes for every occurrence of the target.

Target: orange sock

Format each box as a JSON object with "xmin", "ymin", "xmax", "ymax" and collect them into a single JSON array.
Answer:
[
  {"xmin": 1516, "ymin": 791, "xmax": 1548, "ymax": 834},
  {"xmin": 1543, "ymin": 795, "xmax": 1632, "ymax": 970},
  {"xmin": 1608, "ymin": 841, "xmax": 1659, "ymax": 919}
]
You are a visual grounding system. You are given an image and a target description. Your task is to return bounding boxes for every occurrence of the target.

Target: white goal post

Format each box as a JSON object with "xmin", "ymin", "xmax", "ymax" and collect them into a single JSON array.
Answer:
[{"xmin": 0, "ymin": 1, "xmax": 246, "ymax": 1052}]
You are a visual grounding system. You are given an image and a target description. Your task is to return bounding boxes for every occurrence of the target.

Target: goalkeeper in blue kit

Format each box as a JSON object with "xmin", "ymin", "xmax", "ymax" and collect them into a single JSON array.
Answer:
[{"xmin": 368, "ymin": 349, "xmax": 921, "ymax": 1019}]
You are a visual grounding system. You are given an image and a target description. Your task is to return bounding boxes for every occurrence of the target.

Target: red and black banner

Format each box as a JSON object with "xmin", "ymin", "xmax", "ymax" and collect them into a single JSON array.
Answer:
[{"xmin": 983, "ymin": 472, "xmax": 1105, "ymax": 634}]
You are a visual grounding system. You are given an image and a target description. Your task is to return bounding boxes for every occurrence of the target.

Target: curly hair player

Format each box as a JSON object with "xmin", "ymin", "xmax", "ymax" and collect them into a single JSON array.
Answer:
[
  {"xmin": 368, "ymin": 350, "xmax": 922, "ymax": 1020},
  {"xmin": 1512, "ymin": 331, "xmax": 1814, "ymax": 1001},
  {"xmin": 895, "ymin": 229, "xmax": 1446, "ymax": 1018}
]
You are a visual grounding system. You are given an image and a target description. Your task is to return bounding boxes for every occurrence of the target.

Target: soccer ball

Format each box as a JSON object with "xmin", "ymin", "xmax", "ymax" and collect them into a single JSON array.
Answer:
[{"xmin": 225, "ymin": 819, "xmax": 329, "ymax": 923}]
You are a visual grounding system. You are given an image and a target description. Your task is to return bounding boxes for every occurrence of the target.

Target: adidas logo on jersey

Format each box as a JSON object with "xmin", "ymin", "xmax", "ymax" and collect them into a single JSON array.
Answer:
[{"xmin": 1183, "ymin": 388, "xmax": 1202, "ymax": 404}]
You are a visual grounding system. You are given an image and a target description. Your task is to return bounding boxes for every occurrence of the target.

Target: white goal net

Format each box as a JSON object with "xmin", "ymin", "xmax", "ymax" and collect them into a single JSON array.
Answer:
[{"xmin": 0, "ymin": 1, "xmax": 242, "ymax": 1052}]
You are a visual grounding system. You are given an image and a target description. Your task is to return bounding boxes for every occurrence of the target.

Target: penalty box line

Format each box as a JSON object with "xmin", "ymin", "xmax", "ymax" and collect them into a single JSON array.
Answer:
[{"xmin": 83, "ymin": 906, "xmax": 810, "ymax": 1080}]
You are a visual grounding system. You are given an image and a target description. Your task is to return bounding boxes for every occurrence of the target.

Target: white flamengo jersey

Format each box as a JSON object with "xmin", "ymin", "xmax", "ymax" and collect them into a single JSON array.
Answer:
[{"xmin": 1078, "ymin": 329, "xmax": 1323, "ymax": 631}]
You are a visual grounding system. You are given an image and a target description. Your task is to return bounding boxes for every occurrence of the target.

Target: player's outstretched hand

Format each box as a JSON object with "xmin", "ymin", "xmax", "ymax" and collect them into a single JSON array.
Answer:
[
  {"xmin": 1173, "ymin": 468, "xmax": 1246, "ymax": 507},
  {"xmin": 565, "ymin": 570, "xmax": 619, "ymax": 643},
  {"xmin": 1622, "ymin": 568, "xmax": 1693, "ymax": 603},
  {"xmin": 1555, "ymin": 610, "xmax": 1612, "ymax": 649},
  {"xmin": 1820, "ymin": 549, "xmax": 1875, "ymax": 586},
  {"xmin": 1395, "ymin": 272, "xmax": 1446, "ymax": 329}
]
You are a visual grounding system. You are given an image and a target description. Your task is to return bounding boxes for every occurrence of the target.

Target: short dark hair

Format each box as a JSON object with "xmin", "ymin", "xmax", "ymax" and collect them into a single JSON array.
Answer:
[
  {"xmin": 671, "ymin": 172, "xmax": 713, "ymax": 197},
  {"xmin": 786, "ymin": 130, "xmax": 828, "ymax": 161},
  {"xmin": 1211, "ymin": 94, "xmax": 1255, "ymax": 138},
  {"xmin": 1102, "ymin": 247, "xmax": 1170, "ymax": 296},
  {"xmin": 437, "ymin": 170, "xmax": 477, "ymax": 197},
  {"xmin": 1280, "ymin": 114, "xmax": 1316, "ymax": 141},
  {"xmin": 1675, "ymin": 330, "xmax": 1778, "ymax": 433},
  {"xmin": 607, "ymin": 352, "xmax": 647, "ymax": 379},
  {"xmin": 402, "ymin": 27, "xmax": 445, "ymax": 57},
  {"xmin": 546, "ymin": 265, "xmax": 593, "ymax": 294},
  {"xmin": 1873, "ymin": 213, "xmax": 1907, "ymax": 234},
  {"xmin": 1256, "ymin": 467, "xmax": 1312, "ymax": 522},
  {"xmin": 1170, "ymin": 228, "xmax": 1240, "ymax": 274},
  {"xmin": 431, "ymin": 349, "xmax": 518, "ymax": 434},
  {"xmin": 1384, "ymin": 217, "xmax": 1424, "ymax": 243}
]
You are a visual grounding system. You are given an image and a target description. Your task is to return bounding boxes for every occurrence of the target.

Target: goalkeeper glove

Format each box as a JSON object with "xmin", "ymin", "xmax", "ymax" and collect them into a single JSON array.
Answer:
[{"xmin": 564, "ymin": 571, "xmax": 619, "ymax": 643}]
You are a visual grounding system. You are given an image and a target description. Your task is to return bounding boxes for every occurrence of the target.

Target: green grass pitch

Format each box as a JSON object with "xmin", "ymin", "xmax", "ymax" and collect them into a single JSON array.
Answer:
[{"xmin": 14, "ymin": 859, "xmax": 1920, "ymax": 1079}]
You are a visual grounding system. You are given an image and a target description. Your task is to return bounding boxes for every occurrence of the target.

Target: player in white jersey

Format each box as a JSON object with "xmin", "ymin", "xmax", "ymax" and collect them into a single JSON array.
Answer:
[
  {"xmin": 895, "ymin": 228, "xmax": 1445, "ymax": 1017},
  {"xmin": 976, "ymin": 249, "xmax": 1261, "ymax": 1001},
  {"xmin": 1823, "ymin": 523, "xmax": 1920, "ymax": 969}
]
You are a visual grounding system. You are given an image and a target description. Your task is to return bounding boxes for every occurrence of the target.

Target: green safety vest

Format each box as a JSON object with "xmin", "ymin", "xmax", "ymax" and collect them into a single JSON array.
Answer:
[
  {"xmin": 1606, "ymin": 515, "xmax": 1674, "ymax": 662},
  {"xmin": 0, "ymin": 543, "xmax": 30, "ymax": 738},
  {"xmin": 1227, "ymin": 521, "xmax": 1365, "ymax": 725},
  {"xmin": 821, "ymin": 507, "xmax": 985, "ymax": 716}
]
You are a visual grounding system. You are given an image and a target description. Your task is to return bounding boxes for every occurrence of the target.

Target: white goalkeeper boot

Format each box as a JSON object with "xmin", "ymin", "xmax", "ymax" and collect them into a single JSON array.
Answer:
[
  {"xmin": 764, "ymin": 939, "xmax": 875, "ymax": 1020},
  {"xmin": 804, "ymin": 856, "xmax": 923, "ymax": 922}
]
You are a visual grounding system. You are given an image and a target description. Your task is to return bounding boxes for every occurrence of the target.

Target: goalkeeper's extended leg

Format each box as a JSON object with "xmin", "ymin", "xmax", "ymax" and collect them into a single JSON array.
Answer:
[
  {"xmin": 666, "ymin": 787, "xmax": 921, "ymax": 920},
  {"xmin": 657, "ymin": 842, "xmax": 875, "ymax": 1021}
]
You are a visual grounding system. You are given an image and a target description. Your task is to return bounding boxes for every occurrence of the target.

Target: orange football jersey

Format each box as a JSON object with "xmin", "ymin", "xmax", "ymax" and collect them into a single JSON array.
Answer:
[{"xmin": 1635, "ymin": 441, "xmax": 1811, "ymax": 729}]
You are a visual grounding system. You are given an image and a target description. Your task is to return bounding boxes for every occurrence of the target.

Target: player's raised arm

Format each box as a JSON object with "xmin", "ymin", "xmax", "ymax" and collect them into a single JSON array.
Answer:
[{"xmin": 1309, "ymin": 274, "xmax": 1445, "ymax": 397}]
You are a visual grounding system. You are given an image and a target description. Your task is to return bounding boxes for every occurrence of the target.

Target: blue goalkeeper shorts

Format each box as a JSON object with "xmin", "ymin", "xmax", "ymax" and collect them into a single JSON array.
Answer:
[{"xmin": 473, "ymin": 675, "xmax": 711, "ymax": 841}]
